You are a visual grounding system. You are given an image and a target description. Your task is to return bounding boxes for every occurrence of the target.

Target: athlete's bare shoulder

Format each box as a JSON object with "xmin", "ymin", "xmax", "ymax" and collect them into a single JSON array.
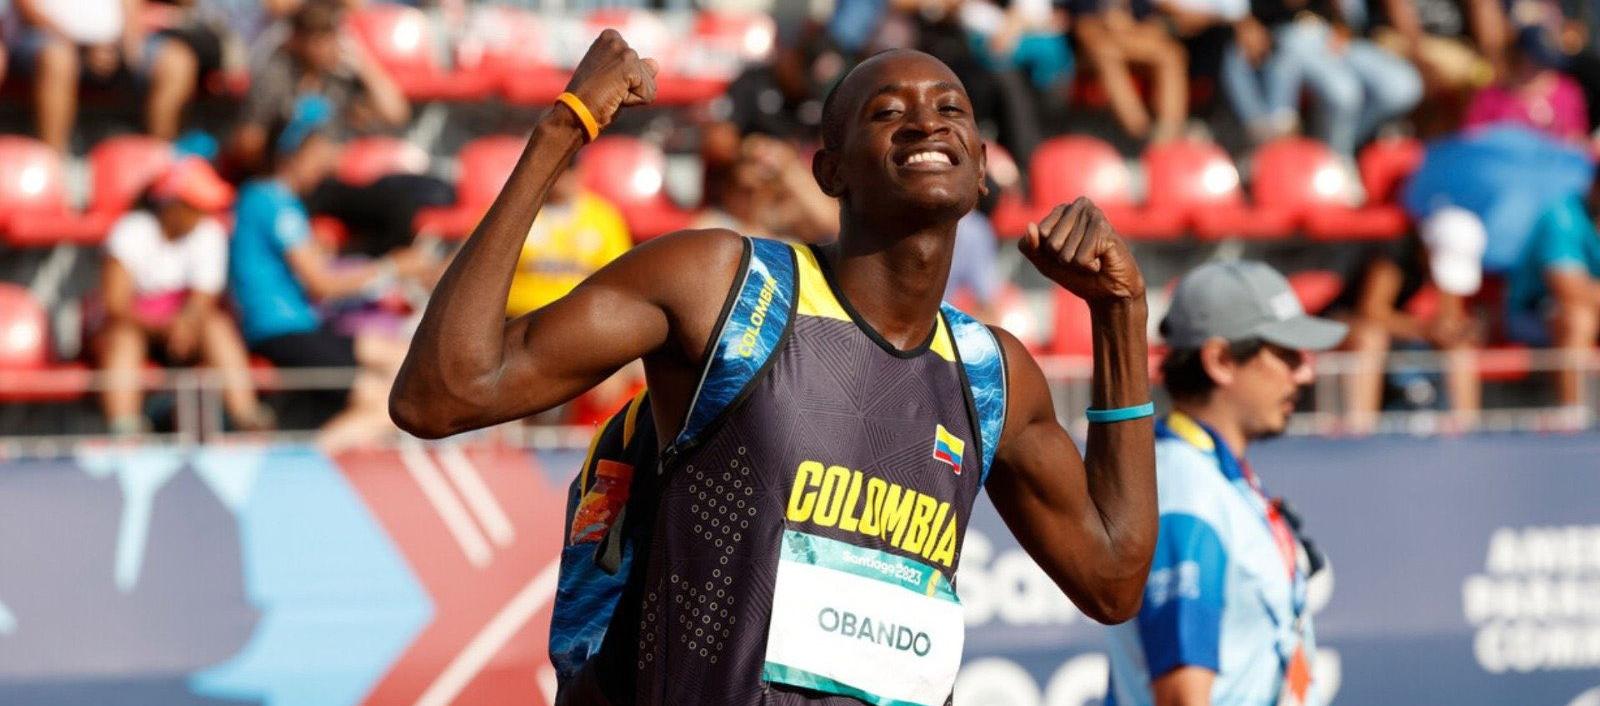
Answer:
[
  {"xmin": 985, "ymin": 324, "xmax": 1056, "ymax": 441},
  {"xmin": 595, "ymin": 226, "xmax": 749, "ymax": 367}
]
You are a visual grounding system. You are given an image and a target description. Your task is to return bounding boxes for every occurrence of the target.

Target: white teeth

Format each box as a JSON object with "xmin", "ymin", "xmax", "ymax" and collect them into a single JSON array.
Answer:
[{"xmin": 906, "ymin": 151, "xmax": 951, "ymax": 165}]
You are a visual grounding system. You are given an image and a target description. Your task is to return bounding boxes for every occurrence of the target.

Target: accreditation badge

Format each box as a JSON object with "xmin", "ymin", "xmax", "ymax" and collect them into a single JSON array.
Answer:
[
  {"xmin": 761, "ymin": 530, "xmax": 965, "ymax": 706},
  {"xmin": 1276, "ymin": 618, "xmax": 1314, "ymax": 706}
]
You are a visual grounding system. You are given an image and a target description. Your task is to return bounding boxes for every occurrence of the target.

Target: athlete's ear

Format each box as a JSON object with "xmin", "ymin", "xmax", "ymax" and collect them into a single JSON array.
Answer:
[
  {"xmin": 813, "ymin": 147, "xmax": 845, "ymax": 198},
  {"xmin": 1199, "ymin": 337, "xmax": 1237, "ymax": 389}
]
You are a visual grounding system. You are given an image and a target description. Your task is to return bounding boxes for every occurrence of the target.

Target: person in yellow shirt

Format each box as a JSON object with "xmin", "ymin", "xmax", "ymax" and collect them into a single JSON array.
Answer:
[{"xmin": 506, "ymin": 165, "xmax": 632, "ymax": 317}]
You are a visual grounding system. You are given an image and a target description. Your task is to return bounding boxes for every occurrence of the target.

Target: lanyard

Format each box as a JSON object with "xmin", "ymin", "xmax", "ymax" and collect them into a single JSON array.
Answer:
[{"xmin": 1157, "ymin": 413, "xmax": 1308, "ymax": 622}]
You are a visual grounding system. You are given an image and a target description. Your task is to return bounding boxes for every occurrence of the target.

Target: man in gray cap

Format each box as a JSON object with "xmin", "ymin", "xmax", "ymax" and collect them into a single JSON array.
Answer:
[{"xmin": 1104, "ymin": 260, "xmax": 1346, "ymax": 706}]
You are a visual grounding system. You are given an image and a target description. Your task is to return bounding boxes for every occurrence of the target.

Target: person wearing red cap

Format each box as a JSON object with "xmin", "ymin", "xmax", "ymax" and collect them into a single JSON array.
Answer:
[{"xmin": 97, "ymin": 157, "xmax": 274, "ymax": 435}]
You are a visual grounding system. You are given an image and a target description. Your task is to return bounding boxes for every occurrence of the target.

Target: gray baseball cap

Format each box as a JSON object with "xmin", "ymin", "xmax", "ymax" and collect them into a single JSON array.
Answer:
[{"xmin": 1160, "ymin": 260, "xmax": 1349, "ymax": 351}]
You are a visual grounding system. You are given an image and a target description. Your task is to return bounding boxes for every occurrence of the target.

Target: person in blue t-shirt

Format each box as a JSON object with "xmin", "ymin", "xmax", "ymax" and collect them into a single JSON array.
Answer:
[
  {"xmin": 229, "ymin": 109, "xmax": 434, "ymax": 449},
  {"xmin": 1505, "ymin": 178, "xmax": 1600, "ymax": 416},
  {"xmin": 1107, "ymin": 261, "xmax": 1345, "ymax": 706}
]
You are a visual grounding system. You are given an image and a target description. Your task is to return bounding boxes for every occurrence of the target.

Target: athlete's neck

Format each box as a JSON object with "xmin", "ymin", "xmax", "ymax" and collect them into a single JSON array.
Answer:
[
  {"xmin": 1172, "ymin": 400, "xmax": 1250, "ymax": 458},
  {"xmin": 826, "ymin": 217, "xmax": 959, "ymax": 350}
]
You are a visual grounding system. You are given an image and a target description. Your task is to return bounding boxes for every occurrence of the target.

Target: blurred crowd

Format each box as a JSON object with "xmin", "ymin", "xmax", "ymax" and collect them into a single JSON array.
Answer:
[{"xmin": 4, "ymin": 0, "xmax": 1600, "ymax": 442}]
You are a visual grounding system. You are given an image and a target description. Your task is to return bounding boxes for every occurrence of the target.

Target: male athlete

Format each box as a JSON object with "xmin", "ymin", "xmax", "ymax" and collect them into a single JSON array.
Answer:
[{"xmin": 391, "ymin": 31, "xmax": 1158, "ymax": 706}]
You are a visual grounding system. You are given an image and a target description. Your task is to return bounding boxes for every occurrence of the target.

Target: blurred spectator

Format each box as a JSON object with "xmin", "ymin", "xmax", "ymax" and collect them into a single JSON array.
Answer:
[
  {"xmin": 1464, "ymin": 25, "xmax": 1589, "ymax": 143},
  {"xmin": 712, "ymin": 28, "xmax": 833, "ymax": 142},
  {"xmin": 506, "ymin": 164, "xmax": 632, "ymax": 319},
  {"xmin": 697, "ymin": 132, "xmax": 838, "ymax": 243},
  {"xmin": 210, "ymin": 0, "xmax": 344, "ymax": 71},
  {"xmin": 1324, "ymin": 208, "xmax": 1484, "ymax": 433},
  {"xmin": 960, "ymin": 0, "xmax": 1075, "ymax": 96},
  {"xmin": 229, "ymin": 114, "xmax": 433, "ymax": 451},
  {"xmin": 228, "ymin": 0, "xmax": 408, "ymax": 173},
  {"xmin": 1242, "ymin": 0, "xmax": 1422, "ymax": 154},
  {"xmin": 1539, "ymin": 0, "xmax": 1600, "ymax": 133},
  {"xmin": 1369, "ymin": 0, "xmax": 1507, "ymax": 132},
  {"xmin": 304, "ymin": 162, "xmax": 456, "ymax": 259},
  {"xmin": 1504, "ymin": 176, "xmax": 1600, "ymax": 417},
  {"xmin": 504, "ymin": 161, "xmax": 639, "ymax": 427},
  {"xmin": 1067, "ymin": 0, "xmax": 1189, "ymax": 142},
  {"xmin": 4, "ymin": 0, "xmax": 202, "ymax": 151},
  {"xmin": 945, "ymin": 210, "xmax": 1003, "ymax": 322},
  {"xmin": 97, "ymin": 157, "xmax": 272, "ymax": 435}
]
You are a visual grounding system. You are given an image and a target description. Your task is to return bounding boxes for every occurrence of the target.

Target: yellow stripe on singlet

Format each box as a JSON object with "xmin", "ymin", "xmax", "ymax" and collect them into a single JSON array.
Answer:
[
  {"xmin": 928, "ymin": 315, "xmax": 955, "ymax": 363},
  {"xmin": 791, "ymin": 243, "xmax": 960, "ymax": 362},
  {"xmin": 790, "ymin": 243, "xmax": 851, "ymax": 322}
]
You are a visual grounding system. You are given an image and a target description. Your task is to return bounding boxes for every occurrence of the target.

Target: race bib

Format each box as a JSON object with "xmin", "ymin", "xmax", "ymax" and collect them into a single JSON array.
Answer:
[{"xmin": 762, "ymin": 530, "xmax": 964, "ymax": 706}]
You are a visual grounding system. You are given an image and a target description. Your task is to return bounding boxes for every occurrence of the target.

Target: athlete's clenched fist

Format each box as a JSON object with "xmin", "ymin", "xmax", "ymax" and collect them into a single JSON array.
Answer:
[
  {"xmin": 563, "ymin": 30, "xmax": 659, "ymax": 132},
  {"xmin": 1021, "ymin": 197, "xmax": 1147, "ymax": 303}
]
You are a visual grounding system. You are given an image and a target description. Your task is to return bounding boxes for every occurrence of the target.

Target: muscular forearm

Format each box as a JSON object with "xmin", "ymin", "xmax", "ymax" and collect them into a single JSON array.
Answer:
[
  {"xmin": 1083, "ymin": 299, "xmax": 1158, "ymax": 603},
  {"xmin": 391, "ymin": 110, "xmax": 585, "ymax": 433}
]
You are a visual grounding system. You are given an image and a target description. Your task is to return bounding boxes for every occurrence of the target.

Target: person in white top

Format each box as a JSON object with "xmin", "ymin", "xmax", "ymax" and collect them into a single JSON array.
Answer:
[
  {"xmin": 5, "ymin": 0, "xmax": 203, "ymax": 150},
  {"xmin": 97, "ymin": 156, "xmax": 272, "ymax": 435}
]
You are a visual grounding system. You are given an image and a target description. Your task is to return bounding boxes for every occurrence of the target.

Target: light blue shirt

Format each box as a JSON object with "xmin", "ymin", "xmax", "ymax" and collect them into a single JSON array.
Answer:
[
  {"xmin": 1105, "ymin": 413, "xmax": 1319, "ymax": 706},
  {"xmin": 229, "ymin": 180, "xmax": 321, "ymax": 344},
  {"xmin": 1506, "ymin": 194, "xmax": 1600, "ymax": 314}
]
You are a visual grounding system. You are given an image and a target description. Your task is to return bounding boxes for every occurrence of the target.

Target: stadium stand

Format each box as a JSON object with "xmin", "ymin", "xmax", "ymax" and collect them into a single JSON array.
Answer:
[{"xmin": 0, "ymin": 0, "xmax": 1592, "ymax": 439}]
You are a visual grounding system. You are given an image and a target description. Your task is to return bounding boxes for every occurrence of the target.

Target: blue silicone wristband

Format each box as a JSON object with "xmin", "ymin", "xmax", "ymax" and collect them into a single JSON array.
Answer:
[{"xmin": 1084, "ymin": 402, "xmax": 1155, "ymax": 423}]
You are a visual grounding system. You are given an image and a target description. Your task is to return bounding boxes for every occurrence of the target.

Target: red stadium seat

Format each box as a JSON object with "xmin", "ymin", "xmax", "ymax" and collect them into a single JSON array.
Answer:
[
  {"xmin": 0, "ymin": 283, "xmax": 87, "ymax": 401},
  {"xmin": 1358, "ymin": 136, "xmax": 1424, "ymax": 204},
  {"xmin": 984, "ymin": 141, "xmax": 1031, "ymax": 237},
  {"xmin": 1050, "ymin": 287, "xmax": 1093, "ymax": 357},
  {"xmin": 1286, "ymin": 270, "xmax": 1344, "ymax": 314},
  {"xmin": 0, "ymin": 136, "xmax": 104, "ymax": 247},
  {"xmin": 1253, "ymin": 137, "xmax": 1407, "ymax": 241},
  {"xmin": 688, "ymin": 10, "xmax": 776, "ymax": 77},
  {"xmin": 1029, "ymin": 136, "xmax": 1185, "ymax": 240},
  {"xmin": 0, "ymin": 284, "xmax": 47, "ymax": 370},
  {"xmin": 87, "ymin": 135, "xmax": 174, "ymax": 219},
  {"xmin": 412, "ymin": 135, "xmax": 526, "ymax": 239},
  {"xmin": 346, "ymin": 4, "xmax": 496, "ymax": 101},
  {"xmin": 335, "ymin": 136, "xmax": 430, "ymax": 186},
  {"xmin": 1144, "ymin": 139, "xmax": 1286, "ymax": 240},
  {"xmin": 585, "ymin": 9, "xmax": 673, "ymax": 64},
  {"xmin": 578, "ymin": 136, "xmax": 696, "ymax": 240},
  {"xmin": 476, "ymin": 7, "xmax": 573, "ymax": 105}
]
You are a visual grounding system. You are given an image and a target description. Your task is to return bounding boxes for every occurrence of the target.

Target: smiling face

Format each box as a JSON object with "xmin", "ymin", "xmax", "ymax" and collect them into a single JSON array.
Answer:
[{"xmin": 813, "ymin": 50, "xmax": 986, "ymax": 222}]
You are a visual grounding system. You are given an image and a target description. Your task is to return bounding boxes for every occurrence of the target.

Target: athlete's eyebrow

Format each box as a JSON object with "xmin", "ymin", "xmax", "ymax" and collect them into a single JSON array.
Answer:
[{"xmin": 868, "ymin": 81, "xmax": 963, "ymax": 99}]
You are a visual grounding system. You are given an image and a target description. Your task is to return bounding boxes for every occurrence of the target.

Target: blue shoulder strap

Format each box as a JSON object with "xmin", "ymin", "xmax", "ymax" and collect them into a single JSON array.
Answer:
[
  {"xmin": 941, "ymin": 304, "xmax": 1007, "ymax": 484},
  {"xmin": 668, "ymin": 237, "xmax": 796, "ymax": 458}
]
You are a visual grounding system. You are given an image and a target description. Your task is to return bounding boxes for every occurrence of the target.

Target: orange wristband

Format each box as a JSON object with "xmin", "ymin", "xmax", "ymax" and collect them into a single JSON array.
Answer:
[{"xmin": 556, "ymin": 92, "xmax": 600, "ymax": 143}]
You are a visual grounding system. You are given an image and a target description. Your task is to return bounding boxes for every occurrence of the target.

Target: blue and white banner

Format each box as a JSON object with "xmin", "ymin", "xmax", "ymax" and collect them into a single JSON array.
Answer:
[
  {"xmin": 953, "ymin": 433, "xmax": 1600, "ymax": 706},
  {"xmin": 0, "ymin": 435, "xmax": 1597, "ymax": 704}
]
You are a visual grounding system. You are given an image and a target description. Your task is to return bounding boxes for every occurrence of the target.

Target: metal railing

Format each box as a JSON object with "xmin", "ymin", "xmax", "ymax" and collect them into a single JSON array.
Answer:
[{"xmin": 3, "ymin": 349, "xmax": 1598, "ymax": 454}]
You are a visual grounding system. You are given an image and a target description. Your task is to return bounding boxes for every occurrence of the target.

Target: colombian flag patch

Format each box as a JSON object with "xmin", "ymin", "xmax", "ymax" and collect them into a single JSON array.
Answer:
[{"xmin": 932, "ymin": 424, "xmax": 965, "ymax": 475}]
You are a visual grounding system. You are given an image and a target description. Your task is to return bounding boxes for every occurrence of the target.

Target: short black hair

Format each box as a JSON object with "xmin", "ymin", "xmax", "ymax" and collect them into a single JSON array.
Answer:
[
  {"xmin": 1160, "ymin": 338, "xmax": 1266, "ymax": 403},
  {"xmin": 292, "ymin": 0, "xmax": 343, "ymax": 35}
]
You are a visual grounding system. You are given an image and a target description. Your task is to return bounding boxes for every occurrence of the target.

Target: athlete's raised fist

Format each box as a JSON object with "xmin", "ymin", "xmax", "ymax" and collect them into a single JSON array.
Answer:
[
  {"xmin": 1020, "ymin": 197, "xmax": 1147, "ymax": 303},
  {"xmin": 563, "ymin": 30, "xmax": 659, "ymax": 132}
]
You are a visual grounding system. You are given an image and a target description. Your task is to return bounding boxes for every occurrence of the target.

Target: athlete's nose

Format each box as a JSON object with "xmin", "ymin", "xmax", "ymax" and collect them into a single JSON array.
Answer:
[{"xmin": 895, "ymin": 101, "xmax": 949, "ymax": 142}]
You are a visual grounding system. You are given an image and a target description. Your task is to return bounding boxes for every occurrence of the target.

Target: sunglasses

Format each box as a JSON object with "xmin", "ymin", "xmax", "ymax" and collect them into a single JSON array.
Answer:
[{"xmin": 1259, "ymin": 343, "xmax": 1307, "ymax": 371}]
